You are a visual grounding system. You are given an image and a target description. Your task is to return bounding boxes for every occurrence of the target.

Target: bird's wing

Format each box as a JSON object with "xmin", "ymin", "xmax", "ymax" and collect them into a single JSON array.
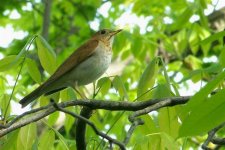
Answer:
[
  {"xmin": 19, "ymin": 39, "xmax": 99, "ymax": 108},
  {"xmin": 46, "ymin": 39, "xmax": 99, "ymax": 85}
]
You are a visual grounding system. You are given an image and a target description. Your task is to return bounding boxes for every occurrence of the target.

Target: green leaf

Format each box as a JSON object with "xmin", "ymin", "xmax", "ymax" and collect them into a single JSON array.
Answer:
[
  {"xmin": 36, "ymin": 35, "xmax": 57, "ymax": 74},
  {"xmin": 167, "ymin": 61, "xmax": 183, "ymax": 71},
  {"xmin": 0, "ymin": 55, "xmax": 22, "ymax": 72},
  {"xmin": 151, "ymin": 84, "xmax": 172, "ymax": 99},
  {"xmin": 160, "ymin": 57, "xmax": 172, "ymax": 93},
  {"xmin": 0, "ymin": 35, "xmax": 37, "ymax": 72},
  {"xmin": 137, "ymin": 57, "xmax": 160, "ymax": 100},
  {"xmin": 131, "ymin": 36, "xmax": 142, "ymax": 58},
  {"xmin": 189, "ymin": 28, "xmax": 200, "ymax": 54},
  {"xmin": 200, "ymin": 30, "xmax": 225, "ymax": 45},
  {"xmin": 0, "ymin": 94, "xmax": 11, "ymax": 119},
  {"xmin": 219, "ymin": 47, "xmax": 225, "ymax": 68},
  {"xmin": 179, "ymin": 88, "xmax": 225, "ymax": 137},
  {"xmin": 48, "ymin": 112, "xmax": 59, "ymax": 126},
  {"xmin": 38, "ymin": 129, "xmax": 55, "ymax": 150},
  {"xmin": 44, "ymin": 121, "xmax": 69, "ymax": 150},
  {"xmin": 159, "ymin": 132, "xmax": 179, "ymax": 150},
  {"xmin": 112, "ymin": 76, "xmax": 129, "ymax": 100},
  {"xmin": 18, "ymin": 123, "xmax": 37, "ymax": 150},
  {"xmin": 184, "ymin": 55, "xmax": 202, "ymax": 70},
  {"xmin": 1, "ymin": 130, "xmax": 19, "ymax": 150},
  {"xmin": 181, "ymin": 70, "xmax": 225, "ymax": 119},
  {"xmin": 65, "ymin": 112, "xmax": 75, "ymax": 134},
  {"xmin": 60, "ymin": 87, "xmax": 77, "ymax": 102},
  {"xmin": 26, "ymin": 58, "xmax": 41, "ymax": 83},
  {"xmin": 199, "ymin": 27, "xmax": 210, "ymax": 56},
  {"xmin": 96, "ymin": 77, "xmax": 111, "ymax": 96},
  {"xmin": 158, "ymin": 107, "xmax": 180, "ymax": 138},
  {"xmin": 168, "ymin": 7, "xmax": 193, "ymax": 31}
]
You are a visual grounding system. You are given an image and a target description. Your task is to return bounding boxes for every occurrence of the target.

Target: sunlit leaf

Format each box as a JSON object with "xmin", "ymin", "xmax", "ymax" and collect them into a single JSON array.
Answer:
[
  {"xmin": 167, "ymin": 61, "xmax": 183, "ymax": 71},
  {"xmin": 158, "ymin": 107, "xmax": 180, "ymax": 138},
  {"xmin": 60, "ymin": 88, "xmax": 76, "ymax": 102},
  {"xmin": 36, "ymin": 35, "xmax": 57, "ymax": 74},
  {"xmin": 65, "ymin": 112, "xmax": 75, "ymax": 134},
  {"xmin": 184, "ymin": 55, "xmax": 202, "ymax": 70},
  {"xmin": 168, "ymin": 7, "xmax": 193, "ymax": 31},
  {"xmin": 200, "ymin": 30, "xmax": 225, "ymax": 45},
  {"xmin": 38, "ymin": 129, "xmax": 55, "ymax": 150},
  {"xmin": 112, "ymin": 75, "xmax": 128, "ymax": 100},
  {"xmin": 1, "ymin": 130, "xmax": 19, "ymax": 150},
  {"xmin": 0, "ymin": 55, "xmax": 22, "ymax": 72},
  {"xmin": 179, "ymin": 88, "xmax": 225, "ymax": 137},
  {"xmin": 137, "ymin": 57, "xmax": 160, "ymax": 100},
  {"xmin": 96, "ymin": 77, "xmax": 111, "ymax": 96},
  {"xmin": 0, "ymin": 94, "xmax": 10, "ymax": 119},
  {"xmin": 26, "ymin": 58, "xmax": 41, "ymax": 83},
  {"xmin": 180, "ymin": 70, "xmax": 225, "ymax": 117},
  {"xmin": 160, "ymin": 132, "xmax": 179, "ymax": 150},
  {"xmin": 48, "ymin": 112, "xmax": 59, "ymax": 126},
  {"xmin": 151, "ymin": 84, "xmax": 172, "ymax": 99},
  {"xmin": 44, "ymin": 122, "xmax": 69, "ymax": 150},
  {"xmin": 18, "ymin": 123, "xmax": 37, "ymax": 150}
]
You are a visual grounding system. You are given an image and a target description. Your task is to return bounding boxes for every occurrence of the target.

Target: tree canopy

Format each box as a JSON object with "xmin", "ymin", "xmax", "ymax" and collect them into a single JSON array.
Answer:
[{"xmin": 0, "ymin": 0, "xmax": 225, "ymax": 149}]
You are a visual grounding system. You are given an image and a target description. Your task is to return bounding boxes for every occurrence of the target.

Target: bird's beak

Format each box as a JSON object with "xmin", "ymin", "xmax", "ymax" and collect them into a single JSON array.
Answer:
[
  {"xmin": 110, "ymin": 29, "xmax": 122, "ymax": 36},
  {"xmin": 108, "ymin": 29, "xmax": 122, "ymax": 40}
]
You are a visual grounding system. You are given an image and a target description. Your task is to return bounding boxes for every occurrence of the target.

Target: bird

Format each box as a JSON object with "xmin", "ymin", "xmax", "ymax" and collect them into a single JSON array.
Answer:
[{"xmin": 19, "ymin": 29, "xmax": 122, "ymax": 108}]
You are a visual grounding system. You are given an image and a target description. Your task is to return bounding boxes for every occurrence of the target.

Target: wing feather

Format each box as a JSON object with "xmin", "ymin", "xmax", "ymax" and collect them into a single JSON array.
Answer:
[{"xmin": 43, "ymin": 39, "xmax": 99, "ymax": 86}]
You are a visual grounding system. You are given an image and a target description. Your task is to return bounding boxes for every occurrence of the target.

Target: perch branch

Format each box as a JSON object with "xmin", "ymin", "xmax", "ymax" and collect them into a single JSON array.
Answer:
[{"xmin": 0, "ymin": 96, "xmax": 190, "ymax": 137}]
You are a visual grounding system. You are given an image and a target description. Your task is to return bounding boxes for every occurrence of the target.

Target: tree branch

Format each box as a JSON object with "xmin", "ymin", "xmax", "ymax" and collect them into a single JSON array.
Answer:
[
  {"xmin": 0, "ymin": 96, "xmax": 190, "ymax": 137},
  {"xmin": 41, "ymin": 0, "xmax": 52, "ymax": 40},
  {"xmin": 129, "ymin": 96, "xmax": 188, "ymax": 122},
  {"xmin": 123, "ymin": 118, "xmax": 144, "ymax": 145},
  {"xmin": 51, "ymin": 102, "xmax": 126, "ymax": 150},
  {"xmin": 202, "ymin": 122, "xmax": 225, "ymax": 149},
  {"xmin": 75, "ymin": 106, "xmax": 93, "ymax": 150}
]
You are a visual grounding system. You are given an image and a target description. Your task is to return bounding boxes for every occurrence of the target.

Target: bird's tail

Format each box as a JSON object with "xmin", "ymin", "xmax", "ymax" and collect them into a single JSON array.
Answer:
[{"xmin": 19, "ymin": 84, "xmax": 46, "ymax": 108}]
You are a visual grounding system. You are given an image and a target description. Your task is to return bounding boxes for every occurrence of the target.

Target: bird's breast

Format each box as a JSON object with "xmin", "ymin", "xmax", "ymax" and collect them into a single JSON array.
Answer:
[{"xmin": 68, "ymin": 42, "xmax": 112, "ymax": 86}]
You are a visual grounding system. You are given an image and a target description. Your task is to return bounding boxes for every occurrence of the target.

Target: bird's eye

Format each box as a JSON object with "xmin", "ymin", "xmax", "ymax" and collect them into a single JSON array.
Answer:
[{"xmin": 100, "ymin": 30, "xmax": 106, "ymax": 34}]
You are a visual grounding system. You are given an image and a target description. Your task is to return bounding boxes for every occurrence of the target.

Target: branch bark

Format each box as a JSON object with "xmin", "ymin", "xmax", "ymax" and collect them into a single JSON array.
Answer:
[
  {"xmin": 51, "ymin": 102, "xmax": 126, "ymax": 150},
  {"xmin": 75, "ymin": 107, "xmax": 93, "ymax": 150},
  {"xmin": 0, "ymin": 96, "xmax": 190, "ymax": 137},
  {"xmin": 41, "ymin": 0, "xmax": 52, "ymax": 40}
]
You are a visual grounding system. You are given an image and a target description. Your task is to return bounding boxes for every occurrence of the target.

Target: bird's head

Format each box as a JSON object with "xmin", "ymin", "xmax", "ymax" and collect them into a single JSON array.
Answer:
[{"xmin": 92, "ymin": 29, "xmax": 122, "ymax": 46}]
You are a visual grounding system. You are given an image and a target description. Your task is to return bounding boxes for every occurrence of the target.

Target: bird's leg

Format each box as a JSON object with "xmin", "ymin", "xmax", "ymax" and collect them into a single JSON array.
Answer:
[{"xmin": 74, "ymin": 82, "xmax": 88, "ymax": 99}]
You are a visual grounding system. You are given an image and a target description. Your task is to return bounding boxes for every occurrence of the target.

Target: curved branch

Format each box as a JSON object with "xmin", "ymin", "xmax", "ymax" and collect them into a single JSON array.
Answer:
[
  {"xmin": 52, "ymin": 102, "xmax": 125, "ymax": 150},
  {"xmin": 0, "ymin": 96, "xmax": 190, "ymax": 137},
  {"xmin": 123, "ymin": 118, "xmax": 144, "ymax": 145},
  {"xmin": 202, "ymin": 122, "xmax": 225, "ymax": 149}
]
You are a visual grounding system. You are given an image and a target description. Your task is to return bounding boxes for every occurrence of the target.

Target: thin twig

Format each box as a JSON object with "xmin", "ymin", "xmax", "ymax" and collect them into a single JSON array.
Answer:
[
  {"xmin": 52, "ymin": 101, "xmax": 126, "ymax": 150},
  {"xmin": 129, "ymin": 96, "xmax": 188, "ymax": 122},
  {"xmin": 212, "ymin": 137, "xmax": 225, "ymax": 145},
  {"xmin": 0, "ymin": 103, "xmax": 52, "ymax": 129},
  {"xmin": 202, "ymin": 122, "xmax": 225, "ymax": 149},
  {"xmin": 3, "ymin": 36, "xmax": 37, "ymax": 120},
  {"xmin": 123, "ymin": 118, "xmax": 144, "ymax": 145}
]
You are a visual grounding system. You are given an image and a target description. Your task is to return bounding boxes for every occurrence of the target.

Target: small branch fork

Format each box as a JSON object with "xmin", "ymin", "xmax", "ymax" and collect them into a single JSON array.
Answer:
[
  {"xmin": 202, "ymin": 122, "xmax": 225, "ymax": 150},
  {"xmin": 51, "ymin": 101, "xmax": 126, "ymax": 150},
  {"xmin": 0, "ymin": 97, "xmax": 189, "ymax": 149},
  {"xmin": 2, "ymin": 96, "xmax": 224, "ymax": 149}
]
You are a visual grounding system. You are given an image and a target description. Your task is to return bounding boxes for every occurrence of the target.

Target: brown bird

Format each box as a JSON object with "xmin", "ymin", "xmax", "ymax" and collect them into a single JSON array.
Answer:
[{"xmin": 19, "ymin": 29, "xmax": 122, "ymax": 108}]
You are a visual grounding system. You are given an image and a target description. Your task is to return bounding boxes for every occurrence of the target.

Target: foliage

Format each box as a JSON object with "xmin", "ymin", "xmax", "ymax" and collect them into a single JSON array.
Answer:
[{"xmin": 0, "ymin": 0, "xmax": 225, "ymax": 149}]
